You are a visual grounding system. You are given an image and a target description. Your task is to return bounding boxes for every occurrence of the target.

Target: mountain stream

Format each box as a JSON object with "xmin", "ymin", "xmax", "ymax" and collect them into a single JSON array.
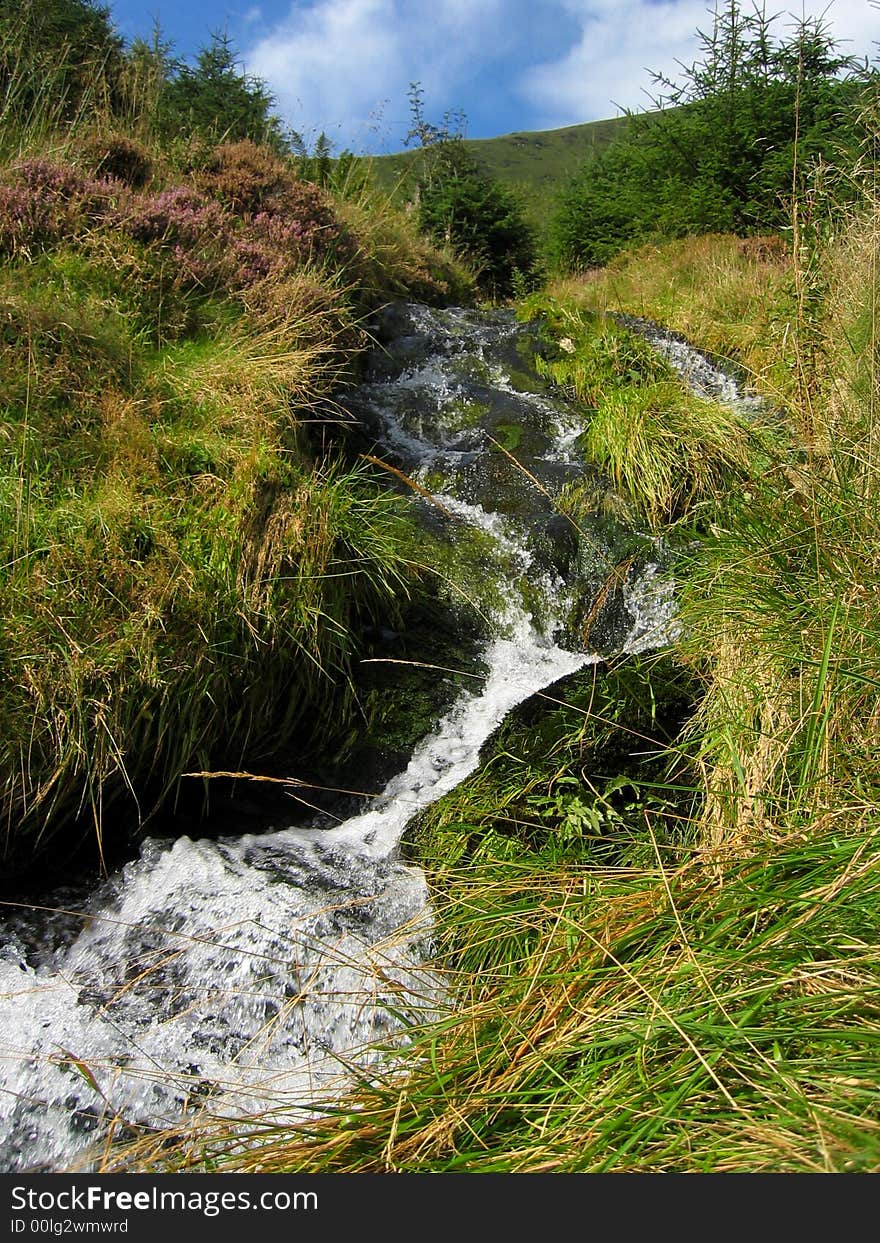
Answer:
[{"xmin": 0, "ymin": 303, "xmax": 752, "ymax": 1171}]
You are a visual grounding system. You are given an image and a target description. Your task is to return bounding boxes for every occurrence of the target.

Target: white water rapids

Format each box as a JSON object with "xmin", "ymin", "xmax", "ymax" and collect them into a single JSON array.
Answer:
[{"xmin": 0, "ymin": 303, "xmax": 706, "ymax": 1172}]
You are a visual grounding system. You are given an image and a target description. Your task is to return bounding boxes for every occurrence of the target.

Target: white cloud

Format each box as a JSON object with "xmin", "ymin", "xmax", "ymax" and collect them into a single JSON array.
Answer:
[
  {"xmin": 521, "ymin": 0, "xmax": 880, "ymax": 129},
  {"xmin": 820, "ymin": 0, "xmax": 880, "ymax": 58},
  {"xmin": 244, "ymin": 0, "xmax": 509, "ymax": 151},
  {"xmin": 243, "ymin": 0, "xmax": 880, "ymax": 151},
  {"xmin": 246, "ymin": 0, "xmax": 397, "ymax": 147}
]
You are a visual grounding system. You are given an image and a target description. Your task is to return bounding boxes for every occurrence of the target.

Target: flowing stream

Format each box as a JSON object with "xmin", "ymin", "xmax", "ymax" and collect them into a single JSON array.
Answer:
[
  {"xmin": 0, "ymin": 303, "xmax": 739, "ymax": 1172},
  {"xmin": 617, "ymin": 312, "xmax": 765, "ymax": 414}
]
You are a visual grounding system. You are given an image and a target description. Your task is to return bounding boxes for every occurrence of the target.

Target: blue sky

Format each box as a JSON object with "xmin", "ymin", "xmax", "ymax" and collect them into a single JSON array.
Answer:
[{"xmin": 107, "ymin": 0, "xmax": 880, "ymax": 153}]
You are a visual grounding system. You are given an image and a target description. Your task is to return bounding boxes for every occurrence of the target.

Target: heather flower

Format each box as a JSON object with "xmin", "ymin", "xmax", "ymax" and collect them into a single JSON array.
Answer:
[
  {"xmin": 16, "ymin": 160, "xmax": 89, "ymax": 199},
  {"xmin": 15, "ymin": 160, "xmax": 116, "ymax": 220},
  {"xmin": 169, "ymin": 243, "xmax": 216, "ymax": 290},
  {"xmin": 0, "ymin": 160, "xmax": 117, "ymax": 257},
  {"xmin": 122, "ymin": 186, "xmax": 230, "ymax": 248},
  {"xmin": 199, "ymin": 141, "xmax": 357, "ymax": 270},
  {"xmin": 0, "ymin": 185, "xmax": 61, "ymax": 257},
  {"xmin": 229, "ymin": 237, "xmax": 275, "ymax": 285},
  {"xmin": 117, "ymin": 187, "xmax": 240, "ymax": 293}
]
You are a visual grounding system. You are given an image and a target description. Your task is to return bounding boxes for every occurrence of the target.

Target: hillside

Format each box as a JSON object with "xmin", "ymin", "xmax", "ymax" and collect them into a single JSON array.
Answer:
[{"xmin": 369, "ymin": 115, "xmax": 630, "ymax": 222}]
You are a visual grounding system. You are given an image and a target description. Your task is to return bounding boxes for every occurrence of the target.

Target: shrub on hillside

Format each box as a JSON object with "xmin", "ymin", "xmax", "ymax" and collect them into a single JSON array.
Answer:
[
  {"xmin": 156, "ymin": 33, "xmax": 289, "ymax": 152},
  {"xmin": 228, "ymin": 215, "xmax": 316, "ymax": 285},
  {"xmin": 80, "ymin": 132, "xmax": 153, "ymax": 188},
  {"xmin": 550, "ymin": 4, "xmax": 871, "ymax": 270},
  {"xmin": 416, "ymin": 138, "xmax": 539, "ymax": 298},
  {"xmin": 200, "ymin": 140, "xmax": 356, "ymax": 268},
  {"xmin": 0, "ymin": 0, "xmax": 126, "ymax": 127},
  {"xmin": 0, "ymin": 183, "xmax": 65, "ymax": 257},
  {"xmin": 198, "ymin": 139, "xmax": 290, "ymax": 214},
  {"xmin": 0, "ymin": 139, "xmax": 357, "ymax": 293},
  {"xmin": 123, "ymin": 185, "xmax": 228, "ymax": 248},
  {"xmin": 118, "ymin": 175, "xmax": 354, "ymax": 301},
  {"xmin": 404, "ymin": 89, "xmax": 538, "ymax": 298},
  {"xmin": 0, "ymin": 159, "xmax": 116, "ymax": 257},
  {"xmin": 120, "ymin": 185, "xmax": 234, "ymax": 291},
  {"xmin": 247, "ymin": 204, "xmax": 350, "ymax": 269}
]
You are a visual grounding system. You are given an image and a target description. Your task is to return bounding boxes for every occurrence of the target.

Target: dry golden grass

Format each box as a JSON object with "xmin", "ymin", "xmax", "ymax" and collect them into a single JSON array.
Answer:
[{"xmin": 551, "ymin": 233, "xmax": 796, "ymax": 403}]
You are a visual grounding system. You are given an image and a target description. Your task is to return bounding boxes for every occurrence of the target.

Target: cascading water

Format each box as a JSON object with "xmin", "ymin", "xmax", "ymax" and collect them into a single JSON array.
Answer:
[
  {"xmin": 616, "ymin": 312, "xmax": 765, "ymax": 416},
  {"xmin": 0, "ymin": 302, "xmax": 679, "ymax": 1173}
]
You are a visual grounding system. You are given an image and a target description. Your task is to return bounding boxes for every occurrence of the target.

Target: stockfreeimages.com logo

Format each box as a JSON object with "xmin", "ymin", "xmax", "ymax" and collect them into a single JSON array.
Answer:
[{"xmin": 11, "ymin": 1185, "xmax": 318, "ymax": 1222}]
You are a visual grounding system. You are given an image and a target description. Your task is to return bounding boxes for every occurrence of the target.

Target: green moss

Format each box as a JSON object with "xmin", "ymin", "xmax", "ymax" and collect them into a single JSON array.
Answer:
[
  {"xmin": 491, "ymin": 421, "xmax": 522, "ymax": 451},
  {"xmin": 352, "ymin": 596, "xmax": 488, "ymax": 770},
  {"xmin": 441, "ymin": 398, "xmax": 491, "ymax": 429}
]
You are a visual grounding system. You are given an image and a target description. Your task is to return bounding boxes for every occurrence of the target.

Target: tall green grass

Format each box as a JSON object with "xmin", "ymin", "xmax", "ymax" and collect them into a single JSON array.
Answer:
[
  {"xmin": 549, "ymin": 233, "xmax": 796, "ymax": 405},
  {"xmin": 108, "ymin": 817, "xmax": 880, "ymax": 1173},
  {"xmin": 0, "ymin": 245, "xmax": 410, "ymax": 865},
  {"xmin": 520, "ymin": 295, "xmax": 783, "ymax": 527}
]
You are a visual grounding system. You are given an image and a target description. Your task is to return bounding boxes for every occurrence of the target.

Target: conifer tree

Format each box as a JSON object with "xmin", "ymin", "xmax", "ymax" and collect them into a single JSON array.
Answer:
[
  {"xmin": 550, "ymin": 2, "xmax": 872, "ymax": 270},
  {"xmin": 407, "ymin": 83, "xmax": 538, "ymax": 298},
  {"xmin": 0, "ymin": 0, "xmax": 124, "ymax": 120},
  {"xmin": 159, "ymin": 31, "xmax": 288, "ymax": 151}
]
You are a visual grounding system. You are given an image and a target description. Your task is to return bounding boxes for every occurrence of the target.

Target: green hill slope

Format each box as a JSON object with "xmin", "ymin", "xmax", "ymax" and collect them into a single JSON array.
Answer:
[{"xmin": 369, "ymin": 115, "xmax": 630, "ymax": 223}]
